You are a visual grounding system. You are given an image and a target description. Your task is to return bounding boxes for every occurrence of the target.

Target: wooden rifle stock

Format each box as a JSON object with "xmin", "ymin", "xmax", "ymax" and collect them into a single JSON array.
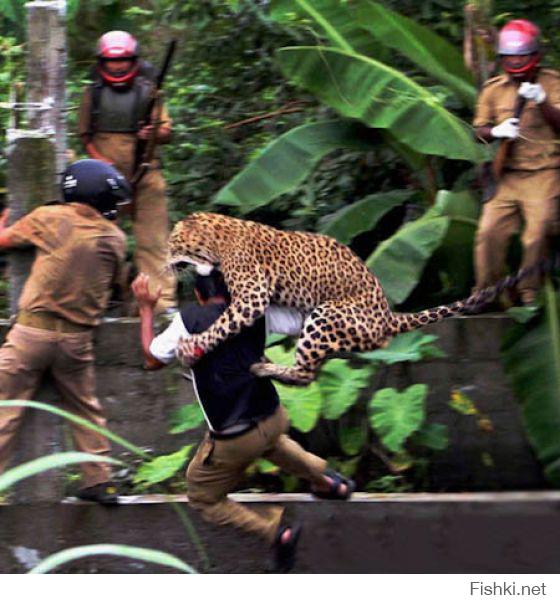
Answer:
[{"xmin": 130, "ymin": 40, "xmax": 177, "ymax": 192}]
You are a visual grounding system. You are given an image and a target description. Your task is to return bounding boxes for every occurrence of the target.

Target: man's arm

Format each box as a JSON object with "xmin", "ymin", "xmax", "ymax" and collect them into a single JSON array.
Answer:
[
  {"xmin": 0, "ymin": 209, "xmax": 16, "ymax": 249},
  {"xmin": 516, "ymin": 81, "xmax": 560, "ymax": 132},
  {"xmin": 131, "ymin": 273, "xmax": 166, "ymax": 370}
]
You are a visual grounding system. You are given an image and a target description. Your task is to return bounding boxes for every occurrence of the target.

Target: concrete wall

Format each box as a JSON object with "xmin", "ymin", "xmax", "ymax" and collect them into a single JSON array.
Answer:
[
  {"xmin": 0, "ymin": 315, "xmax": 547, "ymax": 502},
  {"xmin": 2, "ymin": 493, "xmax": 560, "ymax": 573}
]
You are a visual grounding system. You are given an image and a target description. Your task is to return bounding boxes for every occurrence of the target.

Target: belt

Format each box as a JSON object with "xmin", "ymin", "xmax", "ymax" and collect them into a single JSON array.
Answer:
[
  {"xmin": 16, "ymin": 310, "xmax": 92, "ymax": 333},
  {"xmin": 209, "ymin": 422, "xmax": 257, "ymax": 441}
]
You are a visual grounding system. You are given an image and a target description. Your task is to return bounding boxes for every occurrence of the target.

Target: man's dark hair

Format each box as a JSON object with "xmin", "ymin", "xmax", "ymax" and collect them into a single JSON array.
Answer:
[{"xmin": 195, "ymin": 270, "xmax": 231, "ymax": 303}]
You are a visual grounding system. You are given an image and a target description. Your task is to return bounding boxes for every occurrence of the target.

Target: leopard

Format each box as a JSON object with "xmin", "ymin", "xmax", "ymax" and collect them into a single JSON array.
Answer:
[{"xmin": 167, "ymin": 211, "xmax": 532, "ymax": 386}]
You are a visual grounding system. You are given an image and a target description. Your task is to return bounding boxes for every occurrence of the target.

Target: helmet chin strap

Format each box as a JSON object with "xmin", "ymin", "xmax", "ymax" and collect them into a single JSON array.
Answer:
[
  {"xmin": 503, "ymin": 53, "xmax": 541, "ymax": 76},
  {"xmin": 97, "ymin": 61, "xmax": 139, "ymax": 85}
]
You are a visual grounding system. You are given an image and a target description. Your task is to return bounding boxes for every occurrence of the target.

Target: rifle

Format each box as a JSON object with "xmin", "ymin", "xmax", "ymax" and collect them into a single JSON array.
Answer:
[{"xmin": 130, "ymin": 40, "xmax": 177, "ymax": 196}]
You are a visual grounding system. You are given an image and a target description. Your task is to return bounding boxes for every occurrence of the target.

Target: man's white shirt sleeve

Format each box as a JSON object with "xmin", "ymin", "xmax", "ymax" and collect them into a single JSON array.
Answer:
[
  {"xmin": 149, "ymin": 312, "xmax": 189, "ymax": 364},
  {"xmin": 265, "ymin": 305, "xmax": 305, "ymax": 336}
]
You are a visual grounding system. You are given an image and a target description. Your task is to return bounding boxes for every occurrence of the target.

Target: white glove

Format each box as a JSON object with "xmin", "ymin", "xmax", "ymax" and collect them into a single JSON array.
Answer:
[
  {"xmin": 491, "ymin": 117, "xmax": 520, "ymax": 140},
  {"xmin": 518, "ymin": 81, "xmax": 547, "ymax": 104}
]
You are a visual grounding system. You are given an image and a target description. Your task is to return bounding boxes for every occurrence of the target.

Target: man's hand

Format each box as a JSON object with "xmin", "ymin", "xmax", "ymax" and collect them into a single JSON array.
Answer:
[
  {"xmin": 137, "ymin": 124, "xmax": 172, "ymax": 143},
  {"xmin": 177, "ymin": 336, "xmax": 205, "ymax": 367},
  {"xmin": 137, "ymin": 124, "xmax": 155, "ymax": 141},
  {"xmin": 131, "ymin": 273, "xmax": 162, "ymax": 310},
  {"xmin": 518, "ymin": 82, "xmax": 546, "ymax": 104},
  {"xmin": 490, "ymin": 117, "xmax": 520, "ymax": 140}
]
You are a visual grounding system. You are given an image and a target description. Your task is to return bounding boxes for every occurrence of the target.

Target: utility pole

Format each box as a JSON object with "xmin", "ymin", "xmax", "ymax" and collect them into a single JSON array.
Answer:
[
  {"xmin": 5, "ymin": 0, "xmax": 68, "ymax": 503},
  {"xmin": 5, "ymin": 0, "xmax": 67, "ymax": 314}
]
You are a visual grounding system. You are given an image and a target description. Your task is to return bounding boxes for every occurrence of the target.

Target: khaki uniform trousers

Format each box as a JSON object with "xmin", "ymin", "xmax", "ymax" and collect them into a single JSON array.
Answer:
[
  {"xmin": 0, "ymin": 324, "xmax": 112, "ymax": 488},
  {"xmin": 475, "ymin": 169, "xmax": 560, "ymax": 303},
  {"xmin": 92, "ymin": 132, "xmax": 177, "ymax": 311},
  {"xmin": 186, "ymin": 405, "xmax": 327, "ymax": 543}
]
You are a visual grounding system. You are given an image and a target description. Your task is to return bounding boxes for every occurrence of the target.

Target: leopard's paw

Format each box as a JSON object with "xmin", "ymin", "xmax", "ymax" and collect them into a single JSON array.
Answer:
[{"xmin": 177, "ymin": 338, "xmax": 205, "ymax": 367}]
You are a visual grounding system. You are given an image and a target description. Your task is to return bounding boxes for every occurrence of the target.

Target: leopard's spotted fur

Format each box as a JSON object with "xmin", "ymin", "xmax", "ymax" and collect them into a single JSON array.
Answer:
[{"xmin": 167, "ymin": 212, "xmax": 514, "ymax": 385}]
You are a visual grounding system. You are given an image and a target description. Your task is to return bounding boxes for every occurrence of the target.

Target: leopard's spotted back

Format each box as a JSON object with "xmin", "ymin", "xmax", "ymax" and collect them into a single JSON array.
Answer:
[{"xmin": 169, "ymin": 212, "xmax": 519, "ymax": 385}]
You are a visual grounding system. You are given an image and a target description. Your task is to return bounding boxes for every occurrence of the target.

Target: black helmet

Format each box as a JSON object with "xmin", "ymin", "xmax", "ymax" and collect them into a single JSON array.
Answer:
[{"xmin": 61, "ymin": 159, "xmax": 131, "ymax": 220}]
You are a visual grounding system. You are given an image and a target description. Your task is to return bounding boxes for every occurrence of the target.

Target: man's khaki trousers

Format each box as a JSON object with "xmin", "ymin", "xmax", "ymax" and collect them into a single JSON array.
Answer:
[
  {"xmin": 186, "ymin": 405, "xmax": 327, "ymax": 543},
  {"xmin": 0, "ymin": 324, "xmax": 112, "ymax": 488},
  {"xmin": 91, "ymin": 132, "xmax": 176, "ymax": 311},
  {"xmin": 475, "ymin": 168, "xmax": 560, "ymax": 303}
]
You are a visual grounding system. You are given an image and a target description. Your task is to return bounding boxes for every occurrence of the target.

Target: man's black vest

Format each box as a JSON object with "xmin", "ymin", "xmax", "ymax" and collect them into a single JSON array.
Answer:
[
  {"xmin": 89, "ymin": 77, "xmax": 153, "ymax": 133},
  {"xmin": 181, "ymin": 302, "xmax": 279, "ymax": 433}
]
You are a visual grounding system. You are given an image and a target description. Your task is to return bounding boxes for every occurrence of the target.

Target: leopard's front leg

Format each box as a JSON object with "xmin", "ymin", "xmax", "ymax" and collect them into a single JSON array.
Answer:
[{"xmin": 178, "ymin": 262, "xmax": 270, "ymax": 366}]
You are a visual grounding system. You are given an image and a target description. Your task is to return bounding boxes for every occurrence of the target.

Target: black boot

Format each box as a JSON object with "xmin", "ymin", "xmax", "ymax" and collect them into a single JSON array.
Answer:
[{"xmin": 76, "ymin": 481, "xmax": 119, "ymax": 506}]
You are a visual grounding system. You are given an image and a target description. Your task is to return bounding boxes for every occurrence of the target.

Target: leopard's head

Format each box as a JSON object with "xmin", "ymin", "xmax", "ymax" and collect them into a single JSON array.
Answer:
[{"xmin": 167, "ymin": 212, "xmax": 228, "ymax": 275}]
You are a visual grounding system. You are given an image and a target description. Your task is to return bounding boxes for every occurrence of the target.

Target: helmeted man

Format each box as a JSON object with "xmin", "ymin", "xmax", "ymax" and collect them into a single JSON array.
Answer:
[
  {"xmin": 78, "ymin": 30, "xmax": 176, "ymax": 313},
  {"xmin": 0, "ymin": 160, "xmax": 130, "ymax": 504},
  {"xmin": 473, "ymin": 19, "xmax": 560, "ymax": 305}
]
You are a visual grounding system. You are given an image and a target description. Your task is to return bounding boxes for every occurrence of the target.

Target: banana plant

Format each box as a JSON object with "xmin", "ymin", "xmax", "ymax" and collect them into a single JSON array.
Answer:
[
  {"xmin": 501, "ymin": 281, "xmax": 560, "ymax": 486},
  {"xmin": 214, "ymin": 1, "xmax": 486, "ymax": 306}
]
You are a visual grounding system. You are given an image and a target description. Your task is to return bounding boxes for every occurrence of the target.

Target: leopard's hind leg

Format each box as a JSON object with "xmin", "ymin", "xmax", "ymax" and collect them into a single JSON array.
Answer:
[{"xmin": 252, "ymin": 299, "xmax": 388, "ymax": 386}]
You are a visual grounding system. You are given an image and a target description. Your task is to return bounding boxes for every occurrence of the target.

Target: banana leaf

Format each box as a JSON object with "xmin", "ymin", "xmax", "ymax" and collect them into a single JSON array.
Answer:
[
  {"xmin": 277, "ymin": 46, "xmax": 485, "ymax": 163},
  {"xmin": 29, "ymin": 544, "xmax": 196, "ymax": 574},
  {"xmin": 428, "ymin": 189, "xmax": 480, "ymax": 297},
  {"xmin": 501, "ymin": 281, "xmax": 560, "ymax": 485},
  {"xmin": 214, "ymin": 119, "xmax": 379, "ymax": 212},
  {"xmin": 355, "ymin": 1, "xmax": 476, "ymax": 106},
  {"xmin": 320, "ymin": 189, "xmax": 414, "ymax": 244},
  {"xmin": 270, "ymin": 0, "xmax": 379, "ymax": 57},
  {"xmin": 0, "ymin": 452, "xmax": 123, "ymax": 492},
  {"xmin": 366, "ymin": 214, "xmax": 450, "ymax": 305}
]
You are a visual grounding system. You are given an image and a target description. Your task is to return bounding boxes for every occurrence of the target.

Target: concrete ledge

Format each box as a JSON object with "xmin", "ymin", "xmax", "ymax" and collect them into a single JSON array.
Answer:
[
  {"xmin": 0, "ymin": 315, "xmax": 547, "ymax": 500},
  {"xmin": 2, "ymin": 492, "xmax": 560, "ymax": 573}
]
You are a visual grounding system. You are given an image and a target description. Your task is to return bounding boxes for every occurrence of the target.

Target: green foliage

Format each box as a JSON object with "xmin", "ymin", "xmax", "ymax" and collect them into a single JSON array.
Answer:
[
  {"xmin": 215, "ymin": 120, "xmax": 379, "ymax": 213},
  {"xmin": 277, "ymin": 46, "xmax": 484, "ymax": 163},
  {"xmin": 359, "ymin": 331, "xmax": 445, "ymax": 364},
  {"xmin": 168, "ymin": 403, "xmax": 205, "ymax": 434},
  {"xmin": 356, "ymin": 1, "xmax": 476, "ymax": 105},
  {"xmin": 501, "ymin": 281, "xmax": 560, "ymax": 486},
  {"xmin": 368, "ymin": 384, "xmax": 427, "ymax": 453},
  {"xmin": 261, "ymin": 335, "xmax": 448, "ymax": 490},
  {"xmin": 366, "ymin": 213, "xmax": 450, "ymax": 304},
  {"xmin": 29, "ymin": 544, "xmax": 196, "ymax": 574},
  {"xmin": 0, "ymin": 401, "xmax": 148, "ymax": 458},
  {"xmin": 319, "ymin": 358, "xmax": 373, "ymax": 420},
  {"xmin": 274, "ymin": 380, "xmax": 323, "ymax": 433},
  {"xmin": 319, "ymin": 189, "xmax": 414, "ymax": 244},
  {"xmin": 413, "ymin": 423, "xmax": 449, "ymax": 451},
  {"xmin": 133, "ymin": 445, "xmax": 194, "ymax": 488},
  {"xmin": 0, "ymin": 452, "xmax": 123, "ymax": 492}
]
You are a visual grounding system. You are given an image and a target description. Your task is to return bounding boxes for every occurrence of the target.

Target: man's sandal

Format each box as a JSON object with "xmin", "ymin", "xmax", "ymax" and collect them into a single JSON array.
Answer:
[
  {"xmin": 311, "ymin": 469, "xmax": 355, "ymax": 501},
  {"xmin": 272, "ymin": 524, "xmax": 302, "ymax": 573}
]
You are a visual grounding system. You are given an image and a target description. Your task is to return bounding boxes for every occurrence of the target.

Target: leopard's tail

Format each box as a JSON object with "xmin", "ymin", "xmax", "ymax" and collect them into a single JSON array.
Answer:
[{"xmin": 385, "ymin": 259, "xmax": 550, "ymax": 337}]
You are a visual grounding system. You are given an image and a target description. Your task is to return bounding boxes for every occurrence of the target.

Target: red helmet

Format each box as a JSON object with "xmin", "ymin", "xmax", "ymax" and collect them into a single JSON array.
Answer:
[
  {"xmin": 498, "ymin": 20, "xmax": 541, "ymax": 75},
  {"xmin": 96, "ymin": 31, "xmax": 139, "ymax": 85}
]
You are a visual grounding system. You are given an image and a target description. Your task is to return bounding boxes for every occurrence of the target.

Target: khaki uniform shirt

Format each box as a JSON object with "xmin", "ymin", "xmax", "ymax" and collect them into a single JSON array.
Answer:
[
  {"xmin": 473, "ymin": 68, "xmax": 560, "ymax": 170},
  {"xmin": 78, "ymin": 86, "xmax": 172, "ymax": 179},
  {"xmin": 4, "ymin": 203, "xmax": 126, "ymax": 326}
]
